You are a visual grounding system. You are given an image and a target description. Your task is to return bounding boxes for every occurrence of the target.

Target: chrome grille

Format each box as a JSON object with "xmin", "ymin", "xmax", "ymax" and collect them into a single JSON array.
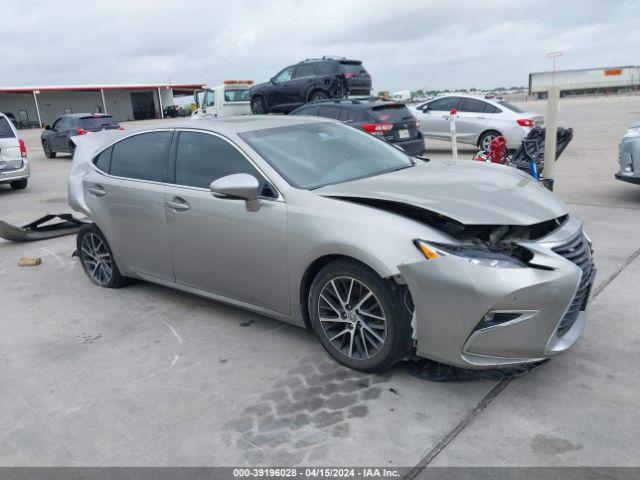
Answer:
[{"xmin": 553, "ymin": 233, "xmax": 596, "ymax": 336}]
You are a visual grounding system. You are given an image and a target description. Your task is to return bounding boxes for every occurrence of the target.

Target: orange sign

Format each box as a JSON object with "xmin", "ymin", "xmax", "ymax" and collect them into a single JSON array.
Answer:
[{"xmin": 604, "ymin": 69, "xmax": 623, "ymax": 76}]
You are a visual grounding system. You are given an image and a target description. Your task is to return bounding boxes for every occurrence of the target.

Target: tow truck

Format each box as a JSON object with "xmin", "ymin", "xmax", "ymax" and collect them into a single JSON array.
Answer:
[{"xmin": 191, "ymin": 80, "xmax": 253, "ymax": 119}]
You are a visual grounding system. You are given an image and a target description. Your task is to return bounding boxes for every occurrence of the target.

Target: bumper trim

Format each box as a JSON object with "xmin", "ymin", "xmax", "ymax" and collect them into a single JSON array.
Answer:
[
  {"xmin": 615, "ymin": 173, "xmax": 640, "ymax": 185},
  {"xmin": 0, "ymin": 163, "xmax": 30, "ymax": 183}
]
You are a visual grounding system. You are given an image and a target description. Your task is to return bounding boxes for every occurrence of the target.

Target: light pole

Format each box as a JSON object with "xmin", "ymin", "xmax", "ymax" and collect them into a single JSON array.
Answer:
[{"xmin": 547, "ymin": 50, "xmax": 563, "ymax": 85}]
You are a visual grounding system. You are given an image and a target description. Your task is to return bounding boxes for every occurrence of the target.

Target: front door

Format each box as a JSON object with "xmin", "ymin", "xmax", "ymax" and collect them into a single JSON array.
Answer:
[
  {"xmin": 455, "ymin": 98, "xmax": 490, "ymax": 143},
  {"xmin": 267, "ymin": 66, "xmax": 296, "ymax": 111},
  {"xmin": 164, "ymin": 130, "xmax": 289, "ymax": 313},
  {"xmin": 417, "ymin": 96, "xmax": 460, "ymax": 139},
  {"xmin": 84, "ymin": 131, "xmax": 175, "ymax": 281}
]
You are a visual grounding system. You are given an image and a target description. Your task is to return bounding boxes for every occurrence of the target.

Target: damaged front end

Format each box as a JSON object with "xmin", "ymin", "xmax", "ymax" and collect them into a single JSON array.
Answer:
[{"xmin": 331, "ymin": 196, "xmax": 594, "ymax": 369}]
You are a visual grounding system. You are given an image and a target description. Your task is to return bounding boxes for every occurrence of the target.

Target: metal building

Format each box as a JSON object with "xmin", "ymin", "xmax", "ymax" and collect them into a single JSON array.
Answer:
[
  {"xmin": 529, "ymin": 66, "xmax": 640, "ymax": 99},
  {"xmin": 0, "ymin": 83, "xmax": 205, "ymax": 128}
]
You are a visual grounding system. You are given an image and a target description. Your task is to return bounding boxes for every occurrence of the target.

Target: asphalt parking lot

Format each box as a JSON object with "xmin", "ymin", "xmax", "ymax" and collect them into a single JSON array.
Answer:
[{"xmin": 1, "ymin": 96, "xmax": 639, "ymax": 468}]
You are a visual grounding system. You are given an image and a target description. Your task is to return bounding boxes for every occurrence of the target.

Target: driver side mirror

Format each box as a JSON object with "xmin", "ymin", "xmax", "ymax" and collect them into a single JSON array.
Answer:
[
  {"xmin": 210, "ymin": 173, "xmax": 261, "ymax": 212},
  {"xmin": 270, "ymin": 77, "xmax": 276, "ymax": 84},
  {"xmin": 44, "ymin": 124, "xmax": 51, "ymax": 130}
]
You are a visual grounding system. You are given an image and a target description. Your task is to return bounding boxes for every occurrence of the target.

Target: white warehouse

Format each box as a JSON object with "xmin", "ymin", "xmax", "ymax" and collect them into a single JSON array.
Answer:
[
  {"xmin": 529, "ymin": 66, "xmax": 640, "ymax": 98},
  {"xmin": 0, "ymin": 83, "xmax": 205, "ymax": 128}
]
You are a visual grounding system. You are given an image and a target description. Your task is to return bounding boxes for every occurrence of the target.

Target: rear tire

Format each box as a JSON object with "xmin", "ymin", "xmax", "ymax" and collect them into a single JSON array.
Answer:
[
  {"xmin": 251, "ymin": 96, "xmax": 267, "ymax": 114},
  {"xmin": 76, "ymin": 224, "xmax": 131, "ymax": 288},
  {"xmin": 310, "ymin": 90, "xmax": 330, "ymax": 103},
  {"xmin": 478, "ymin": 130, "xmax": 501, "ymax": 153},
  {"xmin": 69, "ymin": 142, "xmax": 76, "ymax": 158},
  {"xmin": 10, "ymin": 178, "xmax": 28, "ymax": 190},
  {"xmin": 308, "ymin": 259, "xmax": 412, "ymax": 372},
  {"xmin": 42, "ymin": 140, "xmax": 56, "ymax": 158}
]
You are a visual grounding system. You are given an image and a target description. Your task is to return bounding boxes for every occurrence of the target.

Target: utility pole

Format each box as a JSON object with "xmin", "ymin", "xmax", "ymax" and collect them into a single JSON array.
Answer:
[{"xmin": 542, "ymin": 51, "xmax": 563, "ymax": 191}]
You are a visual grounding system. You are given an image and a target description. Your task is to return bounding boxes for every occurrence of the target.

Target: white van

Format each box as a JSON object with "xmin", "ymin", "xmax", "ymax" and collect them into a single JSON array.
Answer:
[
  {"xmin": 0, "ymin": 112, "xmax": 29, "ymax": 190},
  {"xmin": 191, "ymin": 81, "xmax": 253, "ymax": 119}
]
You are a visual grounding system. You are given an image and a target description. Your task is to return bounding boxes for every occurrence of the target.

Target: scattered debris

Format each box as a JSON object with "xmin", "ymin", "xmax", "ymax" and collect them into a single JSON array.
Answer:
[
  {"xmin": 220, "ymin": 357, "xmax": 229, "ymax": 364},
  {"xmin": 239, "ymin": 319, "xmax": 256, "ymax": 327},
  {"xmin": 0, "ymin": 213, "xmax": 89, "ymax": 242},
  {"xmin": 17, "ymin": 257, "xmax": 41, "ymax": 267}
]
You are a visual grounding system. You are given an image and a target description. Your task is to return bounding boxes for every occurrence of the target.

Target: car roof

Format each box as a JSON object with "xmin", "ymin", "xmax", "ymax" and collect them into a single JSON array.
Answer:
[
  {"xmin": 134, "ymin": 115, "xmax": 336, "ymax": 136},
  {"xmin": 59, "ymin": 113, "xmax": 113, "ymax": 118}
]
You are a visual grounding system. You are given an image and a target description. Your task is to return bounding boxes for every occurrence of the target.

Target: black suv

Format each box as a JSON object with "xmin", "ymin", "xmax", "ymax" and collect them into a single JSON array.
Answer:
[
  {"xmin": 249, "ymin": 57, "xmax": 371, "ymax": 114},
  {"xmin": 290, "ymin": 99, "xmax": 425, "ymax": 156},
  {"xmin": 41, "ymin": 114, "xmax": 121, "ymax": 158}
]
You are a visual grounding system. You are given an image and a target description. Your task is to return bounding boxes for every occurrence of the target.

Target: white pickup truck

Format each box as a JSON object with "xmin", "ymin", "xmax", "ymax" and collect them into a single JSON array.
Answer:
[{"xmin": 191, "ymin": 80, "xmax": 253, "ymax": 119}]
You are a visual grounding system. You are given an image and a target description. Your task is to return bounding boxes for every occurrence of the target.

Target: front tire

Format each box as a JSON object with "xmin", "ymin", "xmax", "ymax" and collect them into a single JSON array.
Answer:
[
  {"xmin": 77, "ymin": 224, "xmax": 131, "ymax": 288},
  {"xmin": 10, "ymin": 178, "xmax": 28, "ymax": 190},
  {"xmin": 42, "ymin": 140, "xmax": 56, "ymax": 158},
  {"xmin": 308, "ymin": 259, "xmax": 412, "ymax": 372}
]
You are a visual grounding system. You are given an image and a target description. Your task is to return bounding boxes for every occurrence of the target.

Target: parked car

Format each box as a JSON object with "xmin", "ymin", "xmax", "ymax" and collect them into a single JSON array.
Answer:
[
  {"xmin": 41, "ymin": 114, "xmax": 122, "ymax": 158},
  {"xmin": 163, "ymin": 105, "xmax": 189, "ymax": 118},
  {"xmin": 192, "ymin": 80, "xmax": 253, "ymax": 119},
  {"xmin": 0, "ymin": 112, "xmax": 29, "ymax": 190},
  {"xmin": 290, "ymin": 99, "xmax": 425, "ymax": 156},
  {"xmin": 69, "ymin": 116, "xmax": 594, "ymax": 372},
  {"xmin": 615, "ymin": 120, "xmax": 640, "ymax": 185},
  {"xmin": 410, "ymin": 95, "xmax": 543, "ymax": 152},
  {"xmin": 249, "ymin": 57, "xmax": 371, "ymax": 114}
]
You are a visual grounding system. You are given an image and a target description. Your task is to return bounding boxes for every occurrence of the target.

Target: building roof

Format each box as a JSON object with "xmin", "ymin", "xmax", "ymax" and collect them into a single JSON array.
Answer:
[{"xmin": 0, "ymin": 83, "xmax": 206, "ymax": 94}]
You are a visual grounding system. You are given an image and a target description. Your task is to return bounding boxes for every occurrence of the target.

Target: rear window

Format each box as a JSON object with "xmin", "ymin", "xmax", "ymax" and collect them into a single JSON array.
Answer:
[
  {"xmin": 315, "ymin": 61, "xmax": 338, "ymax": 75},
  {"xmin": 497, "ymin": 100, "xmax": 525, "ymax": 113},
  {"xmin": 368, "ymin": 105, "xmax": 414, "ymax": 123},
  {"xmin": 224, "ymin": 89, "xmax": 250, "ymax": 102},
  {"xmin": 81, "ymin": 116, "xmax": 117, "ymax": 128},
  {"xmin": 0, "ymin": 117, "xmax": 15, "ymax": 139},
  {"xmin": 339, "ymin": 61, "xmax": 365, "ymax": 73}
]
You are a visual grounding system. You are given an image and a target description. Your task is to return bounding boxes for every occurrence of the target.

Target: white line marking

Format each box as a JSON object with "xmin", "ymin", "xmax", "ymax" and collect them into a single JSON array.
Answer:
[{"xmin": 162, "ymin": 320, "xmax": 183, "ymax": 345}]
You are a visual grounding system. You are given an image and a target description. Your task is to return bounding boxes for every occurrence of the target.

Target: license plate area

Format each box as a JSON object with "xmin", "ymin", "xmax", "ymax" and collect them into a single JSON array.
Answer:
[{"xmin": 398, "ymin": 129, "xmax": 410, "ymax": 139}]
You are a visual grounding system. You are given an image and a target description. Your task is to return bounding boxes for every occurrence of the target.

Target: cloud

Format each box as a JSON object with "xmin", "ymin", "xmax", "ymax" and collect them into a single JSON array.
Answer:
[{"xmin": 1, "ymin": 0, "xmax": 638, "ymax": 91}]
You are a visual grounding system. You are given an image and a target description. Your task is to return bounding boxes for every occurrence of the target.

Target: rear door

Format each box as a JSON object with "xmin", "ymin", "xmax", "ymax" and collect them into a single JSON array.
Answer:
[
  {"xmin": 456, "ymin": 98, "xmax": 491, "ymax": 142},
  {"xmin": 84, "ymin": 130, "xmax": 175, "ymax": 281},
  {"xmin": 416, "ymin": 96, "xmax": 460, "ymax": 138},
  {"xmin": 0, "ymin": 116, "xmax": 21, "ymax": 172},
  {"xmin": 163, "ymin": 130, "xmax": 289, "ymax": 313},
  {"xmin": 290, "ymin": 64, "xmax": 316, "ymax": 106}
]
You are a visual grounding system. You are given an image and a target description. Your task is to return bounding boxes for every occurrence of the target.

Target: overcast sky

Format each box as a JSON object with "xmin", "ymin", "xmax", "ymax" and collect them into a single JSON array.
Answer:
[{"xmin": 2, "ymin": 0, "xmax": 638, "ymax": 92}]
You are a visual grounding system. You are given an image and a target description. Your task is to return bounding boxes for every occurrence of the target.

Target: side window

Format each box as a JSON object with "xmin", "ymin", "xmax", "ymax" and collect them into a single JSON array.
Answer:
[
  {"xmin": 426, "ymin": 97, "xmax": 459, "ymax": 111},
  {"xmin": 293, "ymin": 64, "xmax": 314, "ymax": 79},
  {"xmin": 175, "ymin": 132, "xmax": 271, "ymax": 195},
  {"xmin": 339, "ymin": 109, "xmax": 350, "ymax": 121},
  {"xmin": 484, "ymin": 103, "xmax": 500, "ymax": 114},
  {"xmin": 59, "ymin": 117, "xmax": 71, "ymax": 130},
  {"xmin": 459, "ymin": 98, "xmax": 488, "ymax": 113},
  {"xmin": 205, "ymin": 90, "xmax": 215, "ymax": 107},
  {"xmin": 293, "ymin": 106, "xmax": 318, "ymax": 116},
  {"xmin": 315, "ymin": 61, "xmax": 336, "ymax": 75},
  {"xmin": 274, "ymin": 66, "xmax": 294, "ymax": 83},
  {"xmin": 110, "ymin": 131, "xmax": 172, "ymax": 182},
  {"xmin": 52, "ymin": 118, "xmax": 63, "ymax": 131},
  {"xmin": 317, "ymin": 106, "xmax": 341, "ymax": 119},
  {"xmin": 94, "ymin": 146, "xmax": 113, "ymax": 173}
]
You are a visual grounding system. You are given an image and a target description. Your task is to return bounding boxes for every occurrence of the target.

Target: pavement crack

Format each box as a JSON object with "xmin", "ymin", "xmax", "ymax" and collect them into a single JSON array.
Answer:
[{"xmin": 590, "ymin": 246, "xmax": 640, "ymax": 301}]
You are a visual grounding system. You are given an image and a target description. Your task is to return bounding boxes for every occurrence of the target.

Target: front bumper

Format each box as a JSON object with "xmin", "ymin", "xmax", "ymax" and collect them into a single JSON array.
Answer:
[
  {"xmin": 398, "ymin": 217, "xmax": 595, "ymax": 369},
  {"xmin": 0, "ymin": 160, "xmax": 30, "ymax": 184},
  {"xmin": 615, "ymin": 138, "xmax": 640, "ymax": 184}
]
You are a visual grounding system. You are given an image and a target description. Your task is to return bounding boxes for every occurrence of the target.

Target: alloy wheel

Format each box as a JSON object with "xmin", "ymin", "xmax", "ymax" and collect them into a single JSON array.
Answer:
[
  {"xmin": 318, "ymin": 276, "xmax": 387, "ymax": 360},
  {"xmin": 80, "ymin": 233, "xmax": 114, "ymax": 286},
  {"xmin": 482, "ymin": 134, "xmax": 497, "ymax": 152}
]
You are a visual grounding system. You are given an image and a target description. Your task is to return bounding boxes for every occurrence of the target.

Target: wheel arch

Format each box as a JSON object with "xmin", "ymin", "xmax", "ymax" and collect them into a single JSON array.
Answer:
[
  {"xmin": 298, "ymin": 253, "xmax": 392, "ymax": 329},
  {"xmin": 307, "ymin": 87, "xmax": 331, "ymax": 102},
  {"xmin": 477, "ymin": 128, "xmax": 503, "ymax": 147}
]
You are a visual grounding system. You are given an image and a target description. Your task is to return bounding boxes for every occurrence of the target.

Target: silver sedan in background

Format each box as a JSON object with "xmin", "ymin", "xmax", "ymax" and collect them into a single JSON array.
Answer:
[
  {"xmin": 410, "ymin": 94, "xmax": 543, "ymax": 151},
  {"xmin": 615, "ymin": 120, "xmax": 640, "ymax": 185},
  {"xmin": 68, "ymin": 116, "xmax": 594, "ymax": 372}
]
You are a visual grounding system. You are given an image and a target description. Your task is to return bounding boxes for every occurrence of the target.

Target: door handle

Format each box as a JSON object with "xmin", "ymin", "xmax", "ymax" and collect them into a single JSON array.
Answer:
[
  {"xmin": 88, "ymin": 185, "xmax": 107, "ymax": 197},
  {"xmin": 164, "ymin": 197, "xmax": 190, "ymax": 212}
]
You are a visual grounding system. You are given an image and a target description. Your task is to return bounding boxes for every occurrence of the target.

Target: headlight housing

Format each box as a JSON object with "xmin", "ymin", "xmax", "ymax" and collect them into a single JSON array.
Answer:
[
  {"xmin": 623, "ymin": 126, "xmax": 640, "ymax": 138},
  {"xmin": 414, "ymin": 240, "xmax": 527, "ymax": 268}
]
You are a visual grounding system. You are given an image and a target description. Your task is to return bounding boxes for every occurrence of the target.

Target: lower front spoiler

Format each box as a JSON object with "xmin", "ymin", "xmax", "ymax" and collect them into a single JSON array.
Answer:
[
  {"xmin": 0, "ymin": 213, "xmax": 89, "ymax": 242},
  {"xmin": 398, "ymin": 254, "xmax": 587, "ymax": 369},
  {"xmin": 615, "ymin": 172, "xmax": 640, "ymax": 185}
]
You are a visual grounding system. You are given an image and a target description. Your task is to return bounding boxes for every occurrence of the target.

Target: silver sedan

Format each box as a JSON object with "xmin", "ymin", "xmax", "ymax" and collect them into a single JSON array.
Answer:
[
  {"xmin": 615, "ymin": 120, "xmax": 640, "ymax": 185},
  {"xmin": 68, "ymin": 116, "xmax": 595, "ymax": 372}
]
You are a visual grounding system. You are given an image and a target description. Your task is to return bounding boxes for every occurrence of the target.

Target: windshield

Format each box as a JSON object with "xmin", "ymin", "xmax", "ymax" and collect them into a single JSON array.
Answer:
[
  {"xmin": 497, "ymin": 100, "xmax": 526, "ymax": 113},
  {"xmin": 224, "ymin": 89, "xmax": 250, "ymax": 102},
  {"xmin": 240, "ymin": 122, "xmax": 413, "ymax": 189},
  {"xmin": 81, "ymin": 116, "xmax": 117, "ymax": 128}
]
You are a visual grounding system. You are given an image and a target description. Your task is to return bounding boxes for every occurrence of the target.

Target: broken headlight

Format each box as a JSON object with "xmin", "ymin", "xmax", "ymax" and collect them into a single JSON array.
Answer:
[{"xmin": 414, "ymin": 240, "xmax": 526, "ymax": 268}]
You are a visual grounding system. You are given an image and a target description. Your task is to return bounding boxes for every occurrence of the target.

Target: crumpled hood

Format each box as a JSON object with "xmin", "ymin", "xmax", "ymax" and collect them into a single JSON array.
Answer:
[{"xmin": 315, "ymin": 160, "xmax": 568, "ymax": 225}]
